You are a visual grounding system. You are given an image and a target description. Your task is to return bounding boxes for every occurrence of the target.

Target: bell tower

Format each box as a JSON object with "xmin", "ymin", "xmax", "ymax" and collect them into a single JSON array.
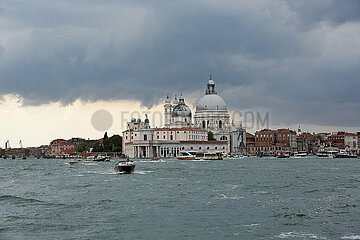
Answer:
[{"xmin": 164, "ymin": 94, "xmax": 172, "ymax": 127}]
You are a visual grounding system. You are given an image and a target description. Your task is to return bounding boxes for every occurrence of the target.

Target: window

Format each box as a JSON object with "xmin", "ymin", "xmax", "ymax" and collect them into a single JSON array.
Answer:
[
  {"xmin": 170, "ymin": 135, "xmax": 173, "ymax": 140},
  {"xmin": 219, "ymin": 120, "xmax": 222, "ymax": 129},
  {"xmin": 144, "ymin": 135, "xmax": 147, "ymax": 141},
  {"xmin": 202, "ymin": 120, "xmax": 206, "ymax": 129},
  {"xmin": 220, "ymin": 136, "xmax": 227, "ymax": 140}
]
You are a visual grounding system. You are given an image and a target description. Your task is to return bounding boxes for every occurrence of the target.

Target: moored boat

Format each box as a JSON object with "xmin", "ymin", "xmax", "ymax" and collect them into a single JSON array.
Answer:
[
  {"xmin": 277, "ymin": 152, "xmax": 290, "ymax": 158},
  {"xmin": 334, "ymin": 150, "xmax": 357, "ymax": 158},
  {"xmin": 316, "ymin": 151, "xmax": 328, "ymax": 157},
  {"xmin": 294, "ymin": 151, "xmax": 308, "ymax": 158},
  {"xmin": 114, "ymin": 160, "xmax": 135, "ymax": 174}
]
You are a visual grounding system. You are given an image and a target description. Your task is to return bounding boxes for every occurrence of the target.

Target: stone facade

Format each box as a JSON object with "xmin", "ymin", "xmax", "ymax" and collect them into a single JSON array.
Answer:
[{"xmin": 122, "ymin": 76, "xmax": 245, "ymax": 158}]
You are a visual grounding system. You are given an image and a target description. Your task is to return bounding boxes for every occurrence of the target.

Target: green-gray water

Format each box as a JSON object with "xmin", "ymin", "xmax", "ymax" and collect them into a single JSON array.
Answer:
[{"xmin": 1, "ymin": 157, "xmax": 359, "ymax": 239}]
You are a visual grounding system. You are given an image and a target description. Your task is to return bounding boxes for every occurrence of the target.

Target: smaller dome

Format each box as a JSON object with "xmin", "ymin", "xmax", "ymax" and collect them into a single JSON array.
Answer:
[{"xmin": 172, "ymin": 104, "xmax": 192, "ymax": 117}]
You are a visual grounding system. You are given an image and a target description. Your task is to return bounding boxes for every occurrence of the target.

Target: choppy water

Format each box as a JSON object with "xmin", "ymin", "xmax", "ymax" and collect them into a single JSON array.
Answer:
[{"xmin": 1, "ymin": 157, "xmax": 360, "ymax": 240}]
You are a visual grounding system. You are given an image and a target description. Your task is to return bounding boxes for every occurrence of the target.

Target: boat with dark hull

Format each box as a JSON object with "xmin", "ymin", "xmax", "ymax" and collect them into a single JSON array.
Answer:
[{"xmin": 114, "ymin": 160, "xmax": 135, "ymax": 174}]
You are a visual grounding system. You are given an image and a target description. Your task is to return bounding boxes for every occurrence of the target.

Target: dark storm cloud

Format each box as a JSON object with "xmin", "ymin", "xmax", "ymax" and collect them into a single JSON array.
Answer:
[{"xmin": 0, "ymin": 0, "xmax": 360, "ymax": 127}]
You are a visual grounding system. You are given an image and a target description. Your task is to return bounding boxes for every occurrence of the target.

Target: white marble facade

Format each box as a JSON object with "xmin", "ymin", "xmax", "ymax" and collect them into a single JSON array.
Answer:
[{"xmin": 122, "ymin": 76, "xmax": 246, "ymax": 158}]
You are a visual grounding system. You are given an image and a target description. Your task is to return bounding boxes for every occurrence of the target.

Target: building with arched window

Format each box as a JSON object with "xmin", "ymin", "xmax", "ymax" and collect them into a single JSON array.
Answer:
[{"xmin": 122, "ymin": 75, "xmax": 246, "ymax": 158}]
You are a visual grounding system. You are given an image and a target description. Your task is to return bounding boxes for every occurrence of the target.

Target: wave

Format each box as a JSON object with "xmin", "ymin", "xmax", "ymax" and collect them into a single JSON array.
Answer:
[
  {"xmin": 341, "ymin": 236, "xmax": 360, "ymax": 239},
  {"xmin": 276, "ymin": 231, "xmax": 327, "ymax": 239},
  {"xmin": 135, "ymin": 170, "xmax": 154, "ymax": 175},
  {"xmin": 220, "ymin": 193, "xmax": 244, "ymax": 200},
  {"xmin": 0, "ymin": 195, "xmax": 43, "ymax": 204}
]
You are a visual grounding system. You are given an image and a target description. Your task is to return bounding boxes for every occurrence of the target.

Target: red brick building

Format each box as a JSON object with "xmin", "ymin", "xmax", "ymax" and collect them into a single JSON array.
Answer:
[
  {"xmin": 254, "ymin": 129, "xmax": 297, "ymax": 155},
  {"xmin": 50, "ymin": 139, "xmax": 75, "ymax": 156},
  {"xmin": 245, "ymin": 133, "xmax": 255, "ymax": 155}
]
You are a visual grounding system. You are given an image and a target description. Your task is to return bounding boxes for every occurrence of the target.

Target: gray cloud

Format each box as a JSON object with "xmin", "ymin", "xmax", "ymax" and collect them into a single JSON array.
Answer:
[{"xmin": 0, "ymin": 0, "xmax": 360, "ymax": 127}]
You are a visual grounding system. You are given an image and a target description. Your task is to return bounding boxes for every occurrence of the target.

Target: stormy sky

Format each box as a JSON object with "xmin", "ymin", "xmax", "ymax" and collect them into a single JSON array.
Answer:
[{"xmin": 1, "ymin": 0, "xmax": 360, "ymax": 128}]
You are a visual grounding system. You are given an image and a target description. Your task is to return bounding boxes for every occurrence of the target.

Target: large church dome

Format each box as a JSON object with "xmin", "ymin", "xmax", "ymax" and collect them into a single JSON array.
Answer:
[
  {"xmin": 196, "ymin": 76, "xmax": 227, "ymax": 111},
  {"xmin": 196, "ymin": 94, "xmax": 227, "ymax": 111}
]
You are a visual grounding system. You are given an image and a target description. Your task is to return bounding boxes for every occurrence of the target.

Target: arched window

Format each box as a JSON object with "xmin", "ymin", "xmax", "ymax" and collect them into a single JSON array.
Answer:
[
  {"xmin": 219, "ymin": 120, "xmax": 222, "ymax": 129},
  {"xmin": 185, "ymin": 118, "xmax": 187, "ymax": 122},
  {"xmin": 170, "ymin": 135, "xmax": 173, "ymax": 140},
  {"xmin": 202, "ymin": 120, "xmax": 206, "ymax": 129},
  {"xmin": 220, "ymin": 136, "xmax": 227, "ymax": 140}
]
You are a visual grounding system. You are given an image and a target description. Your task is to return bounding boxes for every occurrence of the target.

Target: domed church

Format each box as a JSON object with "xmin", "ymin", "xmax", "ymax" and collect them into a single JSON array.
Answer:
[
  {"xmin": 163, "ymin": 75, "xmax": 246, "ymax": 153},
  {"xmin": 122, "ymin": 75, "xmax": 246, "ymax": 158}
]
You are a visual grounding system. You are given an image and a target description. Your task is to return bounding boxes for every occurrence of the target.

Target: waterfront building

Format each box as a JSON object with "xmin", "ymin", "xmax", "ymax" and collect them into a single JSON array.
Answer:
[
  {"xmin": 50, "ymin": 139, "xmax": 75, "ymax": 156},
  {"xmin": 122, "ymin": 76, "xmax": 246, "ymax": 158},
  {"xmin": 246, "ymin": 133, "xmax": 256, "ymax": 156},
  {"xmin": 296, "ymin": 133, "xmax": 318, "ymax": 154},
  {"xmin": 254, "ymin": 128, "xmax": 297, "ymax": 155}
]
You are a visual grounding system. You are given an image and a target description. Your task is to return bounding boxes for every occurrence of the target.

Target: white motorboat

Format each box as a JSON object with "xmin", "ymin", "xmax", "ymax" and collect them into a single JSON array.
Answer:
[
  {"xmin": 177, "ymin": 151, "xmax": 196, "ymax": 160},
  {"xmin": 294, "ymin": 151, "xmax": 308, "ymax": 158},
  {"xmin": 68, "ymin": 159, "xmax": 84, "ymax": 165}
]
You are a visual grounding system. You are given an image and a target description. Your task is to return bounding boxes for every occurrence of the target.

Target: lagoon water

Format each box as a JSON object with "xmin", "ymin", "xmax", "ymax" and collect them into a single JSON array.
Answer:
[{"xmin": 1, "ymin": 157, "xmax": 360, "ymax": 240}]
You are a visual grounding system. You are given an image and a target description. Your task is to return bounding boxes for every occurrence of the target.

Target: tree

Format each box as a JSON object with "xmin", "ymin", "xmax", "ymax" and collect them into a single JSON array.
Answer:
[
  {"xmin": 208, "ymin": 131, "xmax": 216, "ymax": 141},
  {"xmin": 103, "ymin": 134, "xmax": 123, "ymax": 152},
  {"xmin": 104, "ymin": 132, "xmax": 108, "ymax": 139},
  {"xmin": 92, "ymin": 142, "xmax": 104, "ymax": 152},
  {"xmin": 76, "ymin": 142, "xmax": 88, "ymax": 153}
]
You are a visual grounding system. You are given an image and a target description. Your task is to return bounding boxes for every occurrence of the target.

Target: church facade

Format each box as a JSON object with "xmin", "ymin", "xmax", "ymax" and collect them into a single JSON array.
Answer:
[{"xmin": 122, "ymin": 76, "xmax": 246, "ymax": 158}]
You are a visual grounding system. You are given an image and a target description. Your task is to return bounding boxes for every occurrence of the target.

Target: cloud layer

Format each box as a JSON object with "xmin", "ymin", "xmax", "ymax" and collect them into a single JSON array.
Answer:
[{"xmin": 1, "ymin": 0, "xmax": 360, "ymax": 127}]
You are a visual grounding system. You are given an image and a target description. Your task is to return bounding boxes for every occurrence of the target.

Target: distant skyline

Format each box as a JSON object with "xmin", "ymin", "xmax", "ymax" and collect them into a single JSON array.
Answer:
[{"xmin": 1, "ymin": 1, "xmax": 360, "ymax": 146}]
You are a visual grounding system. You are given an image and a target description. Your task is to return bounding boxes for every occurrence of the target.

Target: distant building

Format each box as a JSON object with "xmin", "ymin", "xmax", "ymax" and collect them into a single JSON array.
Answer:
[
  {"xmin": 296, "ymin": 133, "xmax": 318, "ymax": 153},
  {"xmin": 254, "ymin": 128, "xmax": 297, "ymax": 155},
  {"xmin": 327, "ymin": 132, "xmax": 358, "ymax": 154},
  {"xmin": 245, "ymin": 133, "xmax": 256, "ymax": 156},
  {"xmin": 50, "ymin": 139, "xmax": 75, "ymax": 156}
]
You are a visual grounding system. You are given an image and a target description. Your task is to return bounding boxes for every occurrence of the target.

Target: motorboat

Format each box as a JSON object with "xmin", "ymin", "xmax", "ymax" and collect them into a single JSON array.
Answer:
[
  {"xmin": 87, "ymin": 155, "xmax": 111, "ymax": 162},
  {"xmin": 294, "ymin": 151, "xmax": 307, "ymax": 158},
  {"xmin": 277, "ymin": 152, "xmax": 290, "ymax": 158},
  {"xmin": 151, "ymin": 157, "xmax": 160, "ymax": 162},
  {"xmin": 196, "ymin": 152, "xmax": 223, "ymax": 160},
  {"xmin": 68, "ymin": 159, "xmax": 84, "ymax": 165},
  {"xmin": 177, "ymin": 151, "xmax": 196, "ymax": 160},
  {"xmin": 114, "ymin": 160, "xmax": 135, "ymax": 174}
]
